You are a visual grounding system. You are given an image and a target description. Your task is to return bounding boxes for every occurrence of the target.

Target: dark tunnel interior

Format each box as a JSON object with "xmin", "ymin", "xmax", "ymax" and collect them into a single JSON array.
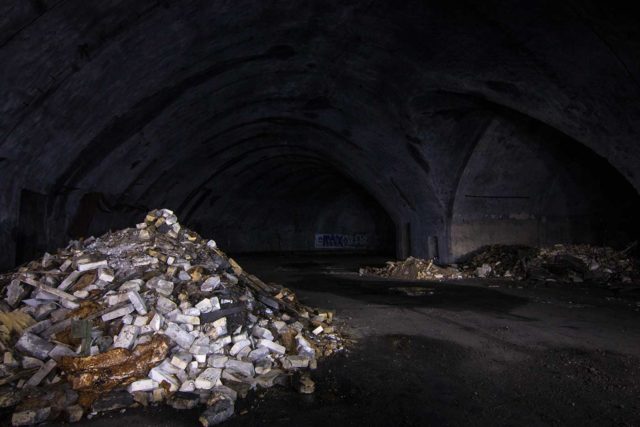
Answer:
[{"xmin": 4, "ymin": 1, "xmax": 640, "ymax": 426}]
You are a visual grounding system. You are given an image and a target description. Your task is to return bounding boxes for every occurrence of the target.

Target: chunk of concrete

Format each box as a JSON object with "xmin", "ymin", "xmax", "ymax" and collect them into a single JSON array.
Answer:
[
  {"xmin": 208, "ymin": 355, "xmax": 228, "ymax": 368},
  {"xmin": 229, "ymin": 339, "xmax": 251, "ymax": 356},
  {"xmin": 200, "ymin": 276, "xmax": 221, "ymax": 292},
  {"xmin": 147, "ymin": 278, "xmax": 174, "ymax": 296},
  {"xmin": 149, "ymin": 367, "xmax": 180, "ymax": 392},
  {"xmin": 282, "ymin": 355, "xmax": 310, "ymax": 370},
  {"xmin": 170, "ymin": 352, "xmax": 193, "ymax": 370},
  {"xmin": 149, "ymin": 313, "xmax": 163, "ymax": 331},
  {"xmin": 97, "ymin": 268, "xmax": 115, "ymax": 283},
  {"xmin": 199, "ymin": 394, "xmax": 234, "ymax": 426},
  {"xmin": 248, "ymin": 347, "xmax": 270, "ymax": 362},
  {"xmin": 77, "ymin": 260, "xmax": 108, "ymax": 272},
  {"xmin": 65, "ymin": 404, "xmax": 84, "ymax": 423},
  {"xmin": 114, "ymin": 325, "xmax": 140, "ymax": 350},
  {"xmin": 25, "ymin": 359, "xmax": 57, "ymax": 387},
  {"xmin": 195, "ymin": 298, "xmax": 214, "ymax": 313},
  {"xmin": 127, "ymin": 290, "xmax": 147, "ymax": 315},
  {"xmin": 168, "ymin": 392, "xmax": 199, "ymax": 410},
  {"xmin": 6, "ymin": 280, "xmax": 30, "ymax": 307},
  {"xmin": 256, "ymin": 339, "xmax": 286, "ymax": 355},
  {"xmin": 48, "ymin": 344, "xmax": 77, "ymax": 361},
  {"xmin": 224, "ymin": 359, "xmax": 254, "ymax": 378},
  {"xmin": 174, "ymin": 314, "xmax": 200, "ymax": 325},
  {"xmin": 106, "ymin": 293, "xmax": 130, "ymax": 306},
  {"xmin": 156, "ymin": 295, "xmax": 177, "ymax": 314},
  {"xmin": 101, "ymin": 304, "xmax": 134, "ymax": 322},
  {"xmin": 12, "ymin": 407, "xmax": 51, "ymax": 426},
  {"xmin": 195, "ymin": 368, "xmax": 222, "ymax": 390},
  {"xmin": 15, "ymin": 333, "xmax": 55, "ymax": 360},
  {"xmin": 164, "ymin": 323, "xmax": 195, "ymax": 349},
  {"xmin": 252, "ymin": 326, "xmax": 274, "ymax": 341},
  {"xmin": 127, "ymin": 379, "xmax": 158, "ymax": 393},
  {"xmin": 92, "ymin": 390, "xmax": 135, "ymax": 412},
  {"xmin": 119, "ymin": 279, "xmax": 143, "ymax": 292}
]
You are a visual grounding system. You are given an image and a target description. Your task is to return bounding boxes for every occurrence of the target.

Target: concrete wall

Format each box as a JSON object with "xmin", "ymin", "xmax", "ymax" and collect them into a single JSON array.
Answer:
[
  {"xmin": 199, "ymin": 184, "xmax": 394, "ymax": 253},
  {"xmin": 450, "ymin": 117, "xmax": 639, "ymax": 260}
]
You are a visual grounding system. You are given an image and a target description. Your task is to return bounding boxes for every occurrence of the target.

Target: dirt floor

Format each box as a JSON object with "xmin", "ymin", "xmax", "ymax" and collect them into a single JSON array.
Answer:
[{"xmin": 51, "ymin": 254, "xmax": 640, "ymax": 426}]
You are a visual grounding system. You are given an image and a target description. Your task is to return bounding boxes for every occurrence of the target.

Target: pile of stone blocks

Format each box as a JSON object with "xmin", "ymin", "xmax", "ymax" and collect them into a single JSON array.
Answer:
[{"xmin": 0, "ymin": 209, "xmax": 342, "ymax": 426}]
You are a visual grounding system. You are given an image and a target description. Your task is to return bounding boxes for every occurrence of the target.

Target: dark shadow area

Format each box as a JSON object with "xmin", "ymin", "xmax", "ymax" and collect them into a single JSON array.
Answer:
[
  {"xmin": 290, "ymin": 274, "xmax": 530, "ymax": 315},
  {"xmin": 189, "ymin": 158, "xmax": 396, "ymax": 256}
]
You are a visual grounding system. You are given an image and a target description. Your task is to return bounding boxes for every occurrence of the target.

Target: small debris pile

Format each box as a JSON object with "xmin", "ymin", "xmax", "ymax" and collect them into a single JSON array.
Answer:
[
  {"xmin": 359, "ymin": 257, "xmax": 465, "ymax": 281},
  {"xmin": 0, "ymin": 209, "xmax": 342, "ymax": 426},
  {"xmin": 360, "ymin": 243, "xmax": 639, "ymax": 285},
  {"xmin": 465, "ymin": 245, "xmax": 539, "ymax": 279},
  {"xmin": 525, "ymin": 244, "xmax": 639, "ymax": 284}
]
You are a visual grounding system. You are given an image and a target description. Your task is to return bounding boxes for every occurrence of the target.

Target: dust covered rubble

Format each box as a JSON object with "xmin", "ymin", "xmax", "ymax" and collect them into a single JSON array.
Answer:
[
  {"xmin": 0, "ymin": 209, "xmax": 343, "ymax": 426},
  {"xmin": 360, "ymin": 243, "xmax": 639, "ymax": 286}
]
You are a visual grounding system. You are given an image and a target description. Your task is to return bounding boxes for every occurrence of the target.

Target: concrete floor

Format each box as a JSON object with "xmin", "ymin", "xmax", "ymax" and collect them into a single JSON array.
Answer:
[{"xmin": 62, "ymin": 254, "xmax": 640, "ymax": 426}]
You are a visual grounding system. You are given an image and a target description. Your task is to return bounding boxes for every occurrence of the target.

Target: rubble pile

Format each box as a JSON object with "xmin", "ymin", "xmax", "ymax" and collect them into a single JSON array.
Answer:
[
  {"xmin": 359, "ymin": 257, "xmax": 465, "ymax": 281},
  {"xmin": 525, "ymin": 244, "xmax": 639, "ymax": 284},
  {"xmin": 0, "ymin": 209, "xmax": 342, "ymax": 426},
  {"xmin": 465, "ymin": 245, "xmax": 539, "ymax": 279},
  {"xmin": 360, "ymin": 243, "xmax": 639, "ymax": 285}
]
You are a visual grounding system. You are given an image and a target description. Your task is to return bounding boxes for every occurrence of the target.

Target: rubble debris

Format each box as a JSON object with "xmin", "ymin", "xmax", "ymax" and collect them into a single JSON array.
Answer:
[
  {"xmin": 0, "ymin": 209, "xmax": 343, "ymax": 425},
  {"xmin": 360, "ymin": 257, "xmax": 464, "ymax": 281},
  {"xmin": 296, "ymin": 372, "xmax": 315, "ymax": 394},
  {"xmin": 361, "ymin": 243, "xmax": 639, "ymax": 286},
  {"xmin": 65, "ymin": 404, "xmax": 83, "ymax": 422},
  {"xmin": 199, "ymin": 393, "xmax": 234, "ymax": 426},
  {"xmin": 92, "ymin": 390, "xmax": 135, "ymax": 413},
  {"xmin": 11, "ymin": 407, "xmax": 51, "ymax": 426}
]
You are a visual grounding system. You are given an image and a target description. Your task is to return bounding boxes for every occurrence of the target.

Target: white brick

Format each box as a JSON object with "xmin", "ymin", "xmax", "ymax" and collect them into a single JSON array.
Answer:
[
  {"xmin": 77, "ymin": 260, "xmax": 108, "ymax": 272},
  {"xmin": 106, "ymin": 293, "xmax": 130, "ymax": 306},
  {"xmin": 155, "ymin": 295, "xmax": 177, "ymax": 314},
  {"xmin": 149, "ymin": 313, "xmax": 163, "ymax": 331},
  {"xmin": 208, "ymin": 355, "xmax": 228, "ymax": 368},
  {"xmin": 119, "ymin": 279, "xmax": 143, "ymax": 292},
  {"xmin": 195, "ymin": 368, "xmax": 222, "ymax": 390},
  {"xmin": 164, "ymin": 323, "xmax": 195, "ymax": 349},
  {"xmin": 127, "ymin": 291, "xmax": 147, "ymax": 315},
  {"xmin": 114, "ymin": 325, "xmax": 140, "ymax": 350},
  {"xmin": 200, "ymin": 276, "xmax": 221, "ymax": 292},
  {"xmin": 101, "ymin": 304, "xmax": 134, "ymax": 322},
  {"xmin": 252, "ymin": 326, "xmax": 274, "ymax": 341},
  {"xmin": 229, "ymin": 339, "xmax": 251, "ymax": 356},
  {"xmin": 174, "ymin": 314, "xmax": 200, "ymax": 325},
  {"xmin": 97, "ymin": 268, "xmax": 115, "ymax": 283},
  {"xmin": 170, "ymin": 352, "xmax": 192, "ymax": 370},
  {"xmin": 25, "ymin": 359, "xmax": 56, "ymax": 387},
  {"xmin": 148, "ymin": 367, "xmax": 179, "ymax": 392},
  {"xmin": 257, "ymin": 339, "xmax": 286, "ymax": 355},
  {"xmin": 127, "ymin": 379, "xmax": 158, "ymax": 393},
  {"xmin": 195, "ymin": 298, "xmax": 213, "ymax": 313}
]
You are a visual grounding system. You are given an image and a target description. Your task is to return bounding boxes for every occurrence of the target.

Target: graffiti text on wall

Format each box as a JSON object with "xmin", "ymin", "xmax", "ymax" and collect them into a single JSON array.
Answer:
[{"xmin": 314, "ymin": 233, "xmax": 369, "ymax": 249}]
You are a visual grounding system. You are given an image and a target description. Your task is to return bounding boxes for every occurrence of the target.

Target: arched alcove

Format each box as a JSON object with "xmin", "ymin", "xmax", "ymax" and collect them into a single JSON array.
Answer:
[{"xmin": 450, "ymin": 115, "xmax": 640, "ymax": 260}]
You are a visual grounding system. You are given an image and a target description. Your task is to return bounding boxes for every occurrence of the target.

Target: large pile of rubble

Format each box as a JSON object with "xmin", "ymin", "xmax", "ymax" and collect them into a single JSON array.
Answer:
[
  {"xmin": 0, "ymin": 209, "xmax": 342, "ymax": 426},
  {"xmin": 360, "ymin": 243, "xmax": 639, "ymax": 285}
]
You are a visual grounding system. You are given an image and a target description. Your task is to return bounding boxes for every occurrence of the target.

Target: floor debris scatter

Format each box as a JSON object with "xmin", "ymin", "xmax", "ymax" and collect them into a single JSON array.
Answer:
[
  {"xmin": 361, "ymin": 243, "xmax": 639, "ymax": 285},
  {"xmin": 0, "ymin": 209, "xmax": 343, "ymax": 425}
]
